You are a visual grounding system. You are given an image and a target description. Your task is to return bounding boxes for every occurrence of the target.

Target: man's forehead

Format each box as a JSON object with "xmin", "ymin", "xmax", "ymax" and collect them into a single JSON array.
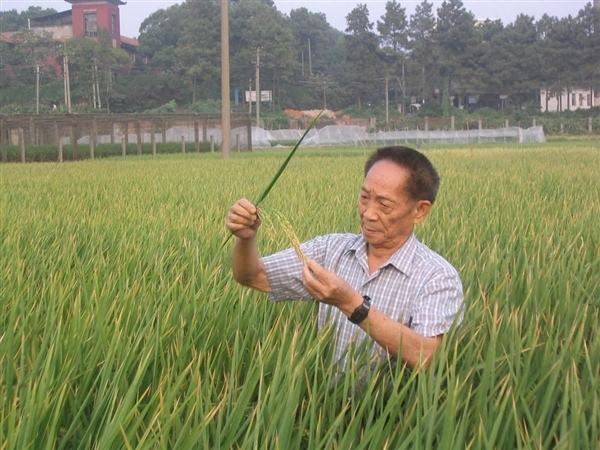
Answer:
[{"xmin": 360, "ymin": 179, "xmax": 403, "ymax": 200}]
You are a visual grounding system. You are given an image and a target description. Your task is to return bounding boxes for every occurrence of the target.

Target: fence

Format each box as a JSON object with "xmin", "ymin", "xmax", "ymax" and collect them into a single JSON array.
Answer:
[{"xmin": 0, "ymin": 113, "xmax": 253, "ymax": 163}]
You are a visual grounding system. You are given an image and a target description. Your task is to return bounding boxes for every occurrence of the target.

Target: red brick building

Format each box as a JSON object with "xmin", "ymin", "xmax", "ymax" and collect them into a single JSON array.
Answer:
[
  {"xmin": 67, "ymin": 0, "xmax": 124, "ymax": 49},
  {"xmin": 2, "ymin": 0, "xmax": 138, "ymax": 54}
]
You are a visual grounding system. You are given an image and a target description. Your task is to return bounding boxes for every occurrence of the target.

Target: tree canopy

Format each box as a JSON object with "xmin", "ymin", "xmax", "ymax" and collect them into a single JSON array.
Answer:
[{"xmin": 1, "ymin": 1, "xmax": 598, "ymax": 114}]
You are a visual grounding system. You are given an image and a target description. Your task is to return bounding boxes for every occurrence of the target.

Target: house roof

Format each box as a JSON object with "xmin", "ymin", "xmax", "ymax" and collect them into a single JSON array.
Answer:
[
  {"xmin": 1, "ymin": 32, "xmax": 16, "ymax": 45},
  {"xmin": 120, "ymin": 35, "xmax": 139, "ymax": 47},
  {"xmin": 29, "ymin": 9, "xmax": 73, "ymax": 24},
  {"xmin": 65, "ymin": 0, "xmax": 127, "ymax": 5}
]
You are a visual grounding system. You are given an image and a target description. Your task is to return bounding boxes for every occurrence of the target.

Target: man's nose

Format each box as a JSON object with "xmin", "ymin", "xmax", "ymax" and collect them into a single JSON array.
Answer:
[{"xmin": 362, "ymin": 201, "xmax": 378, "ymax": 220}]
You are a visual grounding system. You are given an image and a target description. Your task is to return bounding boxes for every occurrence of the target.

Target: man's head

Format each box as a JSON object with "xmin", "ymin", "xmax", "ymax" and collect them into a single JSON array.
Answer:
[
  {"xmin": 364, "ymin": 146, "xmax": 440, "ymax": 204},
  {"xmin": 359, "ymin": 146, "xmax": 440, "ymax": 252}
]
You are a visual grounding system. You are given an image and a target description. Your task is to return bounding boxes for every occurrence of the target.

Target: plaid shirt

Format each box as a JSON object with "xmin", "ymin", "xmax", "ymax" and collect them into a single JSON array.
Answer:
[{"xmin": 263, "ymin": 233, "xmax": 464, "ymax": 364}]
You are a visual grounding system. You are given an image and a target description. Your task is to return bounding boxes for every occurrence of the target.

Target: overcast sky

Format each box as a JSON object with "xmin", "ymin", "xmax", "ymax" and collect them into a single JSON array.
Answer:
[{"xmin": 1, "ymin": 0, "xmax": 588, "ymax": 38}]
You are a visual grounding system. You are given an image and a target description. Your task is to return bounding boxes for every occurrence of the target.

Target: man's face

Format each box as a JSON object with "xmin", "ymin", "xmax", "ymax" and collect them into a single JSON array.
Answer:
[{"xmin": 358, "ymin": 160, "xmax": 429, "ymax": 252}]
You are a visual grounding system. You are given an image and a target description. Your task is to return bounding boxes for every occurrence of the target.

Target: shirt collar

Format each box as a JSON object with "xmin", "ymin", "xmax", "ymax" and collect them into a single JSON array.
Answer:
[{"xmin": 346, "ymin": 233, "xmax": 417, "ymax": 277}]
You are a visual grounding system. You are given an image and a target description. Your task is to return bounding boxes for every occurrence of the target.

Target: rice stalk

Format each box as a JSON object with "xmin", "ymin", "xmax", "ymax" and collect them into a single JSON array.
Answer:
[
  {"xmin": 222, "ymin": 110, "xmax": 323, "ymax": 247},
  {"xmin": 259, "ymin": 208, "xmax": 308, "ymax": 264}
]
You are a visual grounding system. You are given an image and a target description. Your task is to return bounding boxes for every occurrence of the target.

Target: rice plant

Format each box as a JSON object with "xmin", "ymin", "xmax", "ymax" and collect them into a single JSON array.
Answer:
[{"xmin": 1, "ymin": 143, "xmax": 598, "ymax": 449}]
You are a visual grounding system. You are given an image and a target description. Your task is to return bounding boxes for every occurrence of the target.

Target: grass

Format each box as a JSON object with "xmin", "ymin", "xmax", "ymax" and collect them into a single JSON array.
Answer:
[{"xmin": 1, "ymin": 142, "xmax": 599, "ymax": 448}]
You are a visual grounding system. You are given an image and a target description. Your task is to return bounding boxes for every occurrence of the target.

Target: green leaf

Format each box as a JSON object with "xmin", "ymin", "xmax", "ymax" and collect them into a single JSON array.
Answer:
[{"xmin": 221, "ymin": 110, "xmax": 323, "ymax": 247}]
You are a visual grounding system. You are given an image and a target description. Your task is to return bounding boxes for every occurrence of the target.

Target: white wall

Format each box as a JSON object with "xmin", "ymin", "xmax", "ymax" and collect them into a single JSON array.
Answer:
[{"xmin": 540, "ymin": 88, "xmax": 597, "ymax": 112}]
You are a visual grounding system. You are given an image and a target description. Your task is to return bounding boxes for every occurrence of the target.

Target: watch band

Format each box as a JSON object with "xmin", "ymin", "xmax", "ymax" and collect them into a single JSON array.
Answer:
[{"xmin": 348, "ymin": 295, "xmax": 371, "ymax": 324}]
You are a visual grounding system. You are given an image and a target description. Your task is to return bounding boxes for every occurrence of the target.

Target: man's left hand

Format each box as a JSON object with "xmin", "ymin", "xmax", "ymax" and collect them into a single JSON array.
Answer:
[{"xmin": 302, "ymin": 259, "xmax": 363, "ymax": 314}]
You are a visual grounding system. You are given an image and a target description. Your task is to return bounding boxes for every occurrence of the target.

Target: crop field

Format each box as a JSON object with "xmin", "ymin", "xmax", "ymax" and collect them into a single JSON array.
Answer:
[{"xmin": 1, "ymin": 142, "xmax": 599, "ymax": 449}]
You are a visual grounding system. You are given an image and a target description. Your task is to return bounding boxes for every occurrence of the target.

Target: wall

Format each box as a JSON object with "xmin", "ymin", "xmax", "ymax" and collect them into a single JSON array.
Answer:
[
  {"xmin": 71, "ymin": 1, "xmax": 121, "ymax": 48},
  {"xmin": 540, "ymin": 88, "xmax": 597, "ymax": 112}
]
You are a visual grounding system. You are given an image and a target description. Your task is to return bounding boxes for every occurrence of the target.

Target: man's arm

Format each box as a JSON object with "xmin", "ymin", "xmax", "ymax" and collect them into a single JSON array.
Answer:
[
  {"xmin": 302, "ymin": 259, "xmax": 443, "ymax": 368},
  {"xmin": 356, "ymin": 306, "xmax": 442, "ymax": 368},
  {"xmin": 226, "ymin": 199, "xmax": 272, "ymax": 293}
]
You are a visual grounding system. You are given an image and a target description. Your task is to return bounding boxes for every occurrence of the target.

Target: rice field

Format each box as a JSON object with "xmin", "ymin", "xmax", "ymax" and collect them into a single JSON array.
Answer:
[{"xmin": 1, "ymin": 142, "xmax": 599, "ymax": 449}]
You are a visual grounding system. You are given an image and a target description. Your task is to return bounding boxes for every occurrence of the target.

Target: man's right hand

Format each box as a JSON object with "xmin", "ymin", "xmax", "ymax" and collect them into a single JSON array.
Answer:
[{"xmin": 226, "ymin": 198, "xmax": 261, "ymax": 240}]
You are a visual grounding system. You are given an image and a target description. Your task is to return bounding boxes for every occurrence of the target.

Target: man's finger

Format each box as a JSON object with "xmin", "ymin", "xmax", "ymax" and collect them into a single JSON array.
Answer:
[{"xmin": 304, "ymin": 259, "xmax": 324, "ymax": 284}]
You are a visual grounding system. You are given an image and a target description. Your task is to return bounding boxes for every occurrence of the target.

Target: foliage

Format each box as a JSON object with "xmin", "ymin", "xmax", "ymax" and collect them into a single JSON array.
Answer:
[
  {"xmin": 417, "ymin": 101, "xmax": 443, "ymax": 117},
  {"xmin": 1, "ymin": 144, "xmax": 599, "ymax": 447},
  {"xmin": 1, "ymin": 1, "xmax": 598, "ymax": 117},
  {"xmin": 144, "ymin": 99, "xmax": 179, "ymax": 114},
  {"xmin": 0, "ymin": 7, "xmax": 59, "ymax": 32},
  {"xmin": 2, "ymin": 29, "xmax": 61, "ymax": 85},
  {"xmin": 65, "ymin": 33, "xmax": 132, "ymax": 111},
  {"xmin": 1, "ymin": 141, "xmax": 218, "ymax": 162},
  {"xmin": 259, "ymin": 111, "xmax": 291, "ymax": 129},
  {"xmin": 110, "ymin": 73, "xmax": 189, "ymax": 112},
  {"xmin": 189, "ymin": 100, "xmax": 223, "ymax": 114},
  {"xmin": 471, "ymin": 107, "xmax": 503, "ymax": 120},
  {"xmin": 344, "ymin": 4, "xmax": 382, "ymax": 109}
]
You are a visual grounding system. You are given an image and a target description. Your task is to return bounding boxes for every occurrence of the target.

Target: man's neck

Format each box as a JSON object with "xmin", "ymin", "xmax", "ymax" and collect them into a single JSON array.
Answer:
[{"xmin": 366, "ymin": 235, "xmax": 411, "ymax": 274}]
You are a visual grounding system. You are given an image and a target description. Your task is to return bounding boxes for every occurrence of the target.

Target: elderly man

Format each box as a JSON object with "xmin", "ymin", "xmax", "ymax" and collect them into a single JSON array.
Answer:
[{"xmin": 226, "ymin": 146, "xmax": 463, "ymax": 369}]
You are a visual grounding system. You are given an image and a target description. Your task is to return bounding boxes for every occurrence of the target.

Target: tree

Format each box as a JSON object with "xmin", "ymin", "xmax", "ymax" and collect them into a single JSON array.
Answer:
[
  {"xmin": 345, "ymin": 4, "xmax": 381, "ymax": 109},
  {"xmin": 576, "ymin": 3, "xmax": 600, "ymax": 92},
  {"xmin": 483, "ymin": 15, "xmax": 541, "ymax": 109},
  {"xmin": 0, "ymin": 7, "xmax": 58, "ymax": 32},
  {"xmin": 538, "ymin": 14, "xmax": 582, "ymax": 111},
  {"xmin": 377, "ymin": 1, "xmax": 409, "ymax": 111},
  {"xmin": 469, "ymin": 19, "xmax": 503, "ymax": 93},
  {"xmin": 229, "ymin": 1, "xmax": 297, "ymax": 109},
  {"xmin": 288, "ymin": 8, "xmax": 344, "ymax": 108},
  {"xmin": 434, "ymin": 0, "xmax": 476, "ymax": 114},
  {"xmin": 175, "ymin": 0, "xmax": 221, "ymax": 103},
  {"xmin": 289, "ymin": 7, "xmax": 341, "ymax": 78},
  {"xmin": 4, "ymin": 29, "xmax": 59, "ymax": 85},
  {"xmin": 408, "ymin": 0, "xmax": 437, "ymax": 104},
  {"xmin": 377, "ymin": 0, "xmax": 408, "ymax": 53},
  {"xmin": 66, "ymin": 33, "xmax": 131, "ymax": 110},
  {"xmin": 137, "ymin": 4, "xmax": 189, "ymax": 71}
]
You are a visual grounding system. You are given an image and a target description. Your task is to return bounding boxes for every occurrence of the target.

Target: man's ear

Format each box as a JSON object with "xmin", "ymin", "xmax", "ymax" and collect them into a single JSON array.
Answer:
[{"xmin": 413, "ymin": 200, "xmax": 432, "ymax": 224}]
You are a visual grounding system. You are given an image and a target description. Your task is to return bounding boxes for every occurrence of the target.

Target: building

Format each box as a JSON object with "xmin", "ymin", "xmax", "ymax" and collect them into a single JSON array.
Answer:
[
  {"xmin": 1, "ymin": 0, "xmax": 138, "ymax": 56},
  {"xmin": 539, "ymin": 1, "xmax": 600, "ymax": 112},
  {"xmin": 540, "ymin": 87, "xmax": 599, "ymax": 112}
]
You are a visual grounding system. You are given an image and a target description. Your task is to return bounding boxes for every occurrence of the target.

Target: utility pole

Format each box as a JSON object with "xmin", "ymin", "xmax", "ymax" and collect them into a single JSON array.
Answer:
[
  {"xmin": 385, "ymin": 76, "xmax": 389, "ymax": 124},
  {"xmin": 402, "ymin": 63, "xmax": 406, "ymax": 115},
  {"xmin": 36, "ymin": 65, "xmax": 40, "ymax": 114},
  {"xmin": 64, "ymin": 46, "xmax": 72, "ymax": 114},
  {"xmin": 255, "ymin": 48, "xmax": 261, "ymax": 128},
  {"xmin": 308, "ymin": 38, "xmax": 312, "ymax": 77},
  {"xmin": 248, "ymin": 79, "xmax": 252, "ymax": 115},
  {"xmin": 221, "ymin": 0, "xmax": 231, "ymax": 158}
]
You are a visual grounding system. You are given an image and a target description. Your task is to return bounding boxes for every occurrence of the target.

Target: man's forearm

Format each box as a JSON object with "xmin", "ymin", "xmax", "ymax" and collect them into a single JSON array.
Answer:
[
  {"xmin": 231, "ymin": 236, "xmax": 271, "ymax": 292},
  {"xmin": 357, "ymin": 307, "xmax": 442, "ymax": 368}
]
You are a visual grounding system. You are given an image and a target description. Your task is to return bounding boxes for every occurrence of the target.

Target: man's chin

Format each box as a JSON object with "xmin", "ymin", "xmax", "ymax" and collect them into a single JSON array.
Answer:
[{"xmin": 362, "ymin": 231, "xmax": 380, "ymax": 245}]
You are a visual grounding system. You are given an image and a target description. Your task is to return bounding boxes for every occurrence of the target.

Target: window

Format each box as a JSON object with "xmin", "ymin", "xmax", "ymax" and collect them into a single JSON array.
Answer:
[
  {"xmin": 588, "ymin": 94, "xmax": 592, "ymax": 107},
  {"xmin": 111, "ymin": 14, "xmax": 116, "ymax": 34},
  {"xmin": 579, "ymin": 94, "xmax": 584, "ymax": 107},
  {"xmin": 571, "ymin": 93, "xmax": 576, "ymax": 106},
  {"xmin": 84, "ymin": 12, "xmax": 98, "ymax": 38}
]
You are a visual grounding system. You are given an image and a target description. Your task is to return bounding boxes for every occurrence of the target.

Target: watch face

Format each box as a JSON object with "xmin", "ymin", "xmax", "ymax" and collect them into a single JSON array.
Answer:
[{"xmin": 349, "ymin": 296, "xmax": 371, "ymax": 324}]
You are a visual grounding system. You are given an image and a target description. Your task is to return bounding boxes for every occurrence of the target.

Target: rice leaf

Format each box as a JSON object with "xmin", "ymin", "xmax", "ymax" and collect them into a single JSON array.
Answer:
[
  {"xmin": 222, "ymin": 110, "xmax": 323, "ymax": 247},
  {"xmin": 254, "ymin": 110, "xmax": 323, "ymax": 206}
]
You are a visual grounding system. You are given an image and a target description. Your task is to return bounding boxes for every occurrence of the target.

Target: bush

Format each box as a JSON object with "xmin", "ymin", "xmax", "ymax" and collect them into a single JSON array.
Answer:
[
  {"xmin": 472, "ymin": 107, "xmax": 503, "ymax": 121},
  {"xmin": 417, "ymin": 101, "xmax": 443, "ymax": 118},
  {"xmin": 1, "ymin": 141, "xmax": 220, "ymax": 163},
  {"xmin": 189, "ymin": 99, "xmax": 222, "ymax": 114},
  {"xmin": 144, "ymin": 100, "xmax": 179, "ymax": 114}
]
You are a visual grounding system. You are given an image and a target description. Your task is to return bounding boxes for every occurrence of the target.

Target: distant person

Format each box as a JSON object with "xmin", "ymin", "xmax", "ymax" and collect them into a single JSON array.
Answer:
[{"xmin": 226, "ymin": 146, "xmax": 464, "ymax": 369}]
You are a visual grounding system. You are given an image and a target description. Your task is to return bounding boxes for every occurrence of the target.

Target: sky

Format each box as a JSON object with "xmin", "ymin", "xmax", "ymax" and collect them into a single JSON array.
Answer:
[{"xmin": 1, "ymin": 0, "xmax": 588, "ymax": 38}]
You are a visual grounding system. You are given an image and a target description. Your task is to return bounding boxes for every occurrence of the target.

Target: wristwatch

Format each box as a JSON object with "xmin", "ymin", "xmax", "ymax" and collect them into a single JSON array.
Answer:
[{"xmin": 348, "ymin": 295, "xmax": 371, "ymax": 324}]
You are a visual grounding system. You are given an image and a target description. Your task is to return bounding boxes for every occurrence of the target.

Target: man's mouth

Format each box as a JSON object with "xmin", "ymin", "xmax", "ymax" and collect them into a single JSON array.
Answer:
[{"xmin": 362, "ymin": 224, "xmax": 379, "ymax": 235}]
